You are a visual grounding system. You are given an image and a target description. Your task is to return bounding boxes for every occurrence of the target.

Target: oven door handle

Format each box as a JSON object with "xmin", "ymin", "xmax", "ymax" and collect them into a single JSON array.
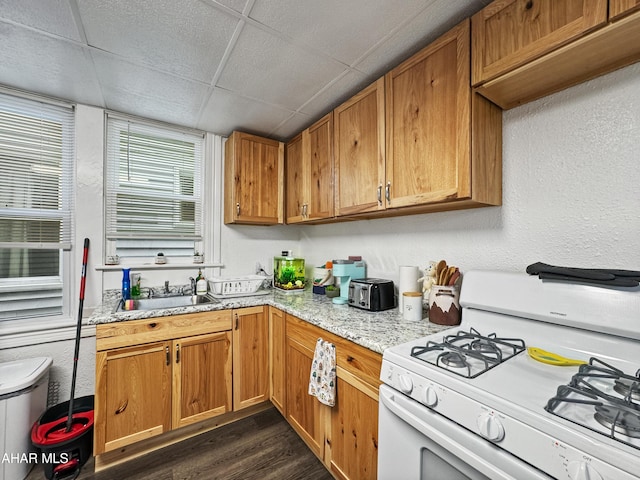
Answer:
[{"xmin": 379, "ymin": 385, "xmax": 551, "ymax": 480}]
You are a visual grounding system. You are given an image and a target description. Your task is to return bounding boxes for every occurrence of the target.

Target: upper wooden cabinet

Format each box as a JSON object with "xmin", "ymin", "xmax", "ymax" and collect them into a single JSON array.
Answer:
[
  {"xmin": 285, "ymin": 113, "xmax": 334, "ymax": 223},
  {"xmin": 610, "ymin": 0, "xmax": 640, "ymax": 20},
  {"xmin": 224, "ymin": 131, "xmax": 284, "ymax": 225},
  {"xmin": 334, "ymin": 78, "xmax": 385, "ymax": 216},
  {"xmin": 334, "ymin": 20, "xmax": 501, "ymax": 217},
  {"xmin": 386, "ymin": 20, "xmax": 472, "ymax": 209},
  {"xmin": 472, "ymin": 0, "xmax": 608, "ymax": 86},
  {"xmin": 473, "ymin": 0, "xmax": 640, "ymax": 109}
]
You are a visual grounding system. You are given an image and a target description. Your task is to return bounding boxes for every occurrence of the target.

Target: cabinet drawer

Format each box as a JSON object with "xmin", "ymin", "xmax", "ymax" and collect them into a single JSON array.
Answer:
[
  {"xmin": 96, "ymin": 310, "xmax": 233, "ymax": 351},
  {"xmin": 285, "ymin": 315, "xmax": 382, "ymax": 389}
]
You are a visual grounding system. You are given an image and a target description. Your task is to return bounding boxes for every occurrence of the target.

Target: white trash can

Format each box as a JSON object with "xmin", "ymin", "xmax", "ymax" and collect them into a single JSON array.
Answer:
[{"xmin": 0, "ymin": 357, "xmax": 52, "ymax": 480}]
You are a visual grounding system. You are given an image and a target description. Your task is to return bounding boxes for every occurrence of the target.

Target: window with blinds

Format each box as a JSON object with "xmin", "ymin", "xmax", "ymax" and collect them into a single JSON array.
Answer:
[
  {"xmin": 0, "ymin": 92, "xmax": 75, "ymax": 321},
  {"xmin": 105, "ymin": 116, "xmax": 204, "ymax": 258}
]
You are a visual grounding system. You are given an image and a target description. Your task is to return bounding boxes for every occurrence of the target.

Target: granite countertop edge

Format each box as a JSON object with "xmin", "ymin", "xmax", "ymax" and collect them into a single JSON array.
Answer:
[{"xmin": 88, "ymin": 289, "xmax": 452, "ymax": 355}]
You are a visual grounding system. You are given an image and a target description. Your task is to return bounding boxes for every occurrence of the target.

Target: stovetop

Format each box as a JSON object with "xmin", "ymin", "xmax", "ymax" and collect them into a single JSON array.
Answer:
[
  {"xmin": 410, "ymin": 327, "xmax": 526, "ymax": 378},
  {"xmin": 546, "ymin": 357, "xmax": 640, "ymax": 450}
]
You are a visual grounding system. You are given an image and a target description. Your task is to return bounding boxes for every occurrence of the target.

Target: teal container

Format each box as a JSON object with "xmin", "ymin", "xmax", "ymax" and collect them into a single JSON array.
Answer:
[{"xmin": 274, "ymin": 254, "xmax": 305, "ymax": 292}]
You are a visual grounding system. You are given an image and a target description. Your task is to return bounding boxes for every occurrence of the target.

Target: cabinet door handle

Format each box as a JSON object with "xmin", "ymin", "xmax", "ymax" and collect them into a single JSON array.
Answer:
[
  {"xmin": 165, "ymin": 345, "xmax": 170, "ymax": 365},
  {"xmin": 377, "ymin": 185, "xmax": 382, "ymax": 205},
  {"xmin": 385, "ymin": 182, "xmax": 391, "ymax": 204},
  {"xmin": 175, "ymin": 344, "xmax": 180, "ymax": 364},
  {"xmin": 115, "ymin": 399, "xmax": 128, "ymax": 415},
  {"xmin": 235, "ymin": 313, "xmax": 239, "ymax": 330},
  {"xmin": 236, "ymin": 202, "xmax": 240, "ymax": 215}
]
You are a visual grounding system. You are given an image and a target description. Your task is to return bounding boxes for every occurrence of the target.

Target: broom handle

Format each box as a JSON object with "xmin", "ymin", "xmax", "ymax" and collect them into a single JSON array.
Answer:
[{"xmin": 66, "ymin": 238, "xmax": 89, "ymax": 433}]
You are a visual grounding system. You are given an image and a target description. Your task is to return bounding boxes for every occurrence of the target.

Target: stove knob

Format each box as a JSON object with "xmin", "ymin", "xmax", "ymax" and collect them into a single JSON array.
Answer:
[
  {"xmin": 567, "ymin": 461, "xmax": 603, "ymax": 480},
  {"xmin": 476, "ymin": 412, "xmax": 505, "ymax": 442},
  {"xmin": 398, "ymin": 374, "xmax": 413, "ymax": 394},
  {"xmin": 423, "ymin": 386, "xmax": 438, "ymax": 407}
]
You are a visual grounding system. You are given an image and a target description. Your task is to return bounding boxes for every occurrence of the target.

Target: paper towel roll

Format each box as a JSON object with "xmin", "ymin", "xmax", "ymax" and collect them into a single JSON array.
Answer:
[{"xmin": 399, "ymin": 265, "xmax": 421, "ymax": 313}]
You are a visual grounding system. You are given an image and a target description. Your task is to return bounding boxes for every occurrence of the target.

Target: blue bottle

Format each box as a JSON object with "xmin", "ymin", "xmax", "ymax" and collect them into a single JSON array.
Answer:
[{"xmin": 122, "ymin": 268, "xmax": 131, "ymax": 300}]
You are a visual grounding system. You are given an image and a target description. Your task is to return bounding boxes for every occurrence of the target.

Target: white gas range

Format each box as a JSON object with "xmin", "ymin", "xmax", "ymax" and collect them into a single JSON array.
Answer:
[{"xmin": 378, "ymin": 270, "xmax": 640, "ymax": 480}]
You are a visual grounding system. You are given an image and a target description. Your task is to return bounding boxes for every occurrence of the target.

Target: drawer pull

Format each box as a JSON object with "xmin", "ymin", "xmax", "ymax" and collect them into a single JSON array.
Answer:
[
  {"xmin": 176, "ymin": 344, "xmax": 180, "ymax": 363},
  {"xmin": 525, "ymin": 0, "xmax": 533, "ymax": 9},
  {"xmin": 115, "ymin": 399, "xmax": 128, "ymax": 415},
  {"xmin": 346, "ymin": 355, "xmax": 355, "ymax": 363},
  {"xmin": 166, "ymin": 345, "xmax": 170, "ymax": 365}
]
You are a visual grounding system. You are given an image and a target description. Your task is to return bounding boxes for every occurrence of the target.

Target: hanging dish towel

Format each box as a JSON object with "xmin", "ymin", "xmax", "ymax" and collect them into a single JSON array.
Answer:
[{"xmin": 308, "ymin": 337, "xmax": 337, "ymax": 407}]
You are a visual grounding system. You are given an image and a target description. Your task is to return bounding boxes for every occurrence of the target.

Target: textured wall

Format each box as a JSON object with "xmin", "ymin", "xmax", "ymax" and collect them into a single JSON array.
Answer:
[{"xmin": 298, "ymin": 63, "xmax": 640, "ymax": 283}]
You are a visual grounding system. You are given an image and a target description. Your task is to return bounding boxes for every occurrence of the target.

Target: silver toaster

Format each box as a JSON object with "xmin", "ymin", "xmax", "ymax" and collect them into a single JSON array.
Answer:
[{"xmin": 348, "ymin": 278, "xmax": 396, "ymax": 311}]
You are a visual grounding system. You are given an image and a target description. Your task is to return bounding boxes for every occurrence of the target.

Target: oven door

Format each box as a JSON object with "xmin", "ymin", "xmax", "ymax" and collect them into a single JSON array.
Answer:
[{"xmin": 378, "ymin": 385, "xmax": 552, "ymax": 480}]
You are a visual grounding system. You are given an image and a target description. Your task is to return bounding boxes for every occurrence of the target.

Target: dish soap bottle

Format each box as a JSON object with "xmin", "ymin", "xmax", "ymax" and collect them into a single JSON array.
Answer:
[
  {"xmin": 122, "ymin": 268, "xmax": 131, "ymax": 300},
  {"xmin": 196, "ymin": 269, "xmax": 207, "ymax": 295}
]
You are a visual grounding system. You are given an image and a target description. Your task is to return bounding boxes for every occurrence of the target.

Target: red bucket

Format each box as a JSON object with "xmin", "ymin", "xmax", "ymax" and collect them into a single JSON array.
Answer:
[{"xmin": 31, "ymin": 395, "xmax": 94, "ymax": 480}]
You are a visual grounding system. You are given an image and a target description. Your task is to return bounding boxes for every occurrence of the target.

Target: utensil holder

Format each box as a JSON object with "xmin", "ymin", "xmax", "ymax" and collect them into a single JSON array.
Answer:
[{"xmin": 428, "ymin": 285, "xmax": 461, "ymax": 325}]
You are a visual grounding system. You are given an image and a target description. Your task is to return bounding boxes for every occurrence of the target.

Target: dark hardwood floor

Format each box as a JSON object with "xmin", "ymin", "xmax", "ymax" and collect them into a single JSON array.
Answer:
[{"xmin": 27, "ymin": 407, "xmax": 333, "ymax": 480}]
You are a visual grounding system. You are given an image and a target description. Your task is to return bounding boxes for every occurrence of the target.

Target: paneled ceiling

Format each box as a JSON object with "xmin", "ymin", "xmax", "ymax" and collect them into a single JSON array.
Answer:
[{"xmin": 0, "ymin": 0, "xmax": 490, "ymax": 141}]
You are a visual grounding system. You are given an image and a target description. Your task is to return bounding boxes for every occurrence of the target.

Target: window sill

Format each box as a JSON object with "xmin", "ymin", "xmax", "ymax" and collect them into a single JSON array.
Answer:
[
  {"xmin": 0, "ymin": 321, "xmax": 96, "ymax": 349},
  {"xmin": 95, "ymin": 262, "xmax": 224, "ymax": 272}
]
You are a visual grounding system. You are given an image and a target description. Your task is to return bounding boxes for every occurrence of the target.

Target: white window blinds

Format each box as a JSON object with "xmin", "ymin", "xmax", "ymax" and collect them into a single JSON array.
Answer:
[
  {"xmin": 105, "ymin": 116, "xmax": 204, "ymax": 241},
  {"xmin": 0, "ymin": 92, "xmax": 75, "ymax": 321}
]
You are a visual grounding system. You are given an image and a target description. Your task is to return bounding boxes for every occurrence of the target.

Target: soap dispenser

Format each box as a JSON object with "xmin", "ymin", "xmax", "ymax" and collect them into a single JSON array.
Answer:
[
  {"xmin": 122, "ymin": 268, "xmax": 131, "ymax": 300},
  {"xmin": 196, "ymin": 269, "xmax": 207, "ymax": 295}
]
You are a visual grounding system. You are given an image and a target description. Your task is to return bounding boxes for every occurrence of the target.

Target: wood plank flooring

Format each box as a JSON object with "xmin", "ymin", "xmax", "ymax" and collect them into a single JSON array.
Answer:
[{"xmin": 26, "ymin": 407, "xmax": 333, "ymax": 480}]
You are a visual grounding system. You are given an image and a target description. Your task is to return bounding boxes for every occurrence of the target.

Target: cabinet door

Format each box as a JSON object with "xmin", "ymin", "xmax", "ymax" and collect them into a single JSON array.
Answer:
[
  {"xmin": 224, "ymin": 131, "xmax": 284, "ymax": 225},
  {"xmin": 285, "ymin": 132, "xmax": 306, "ymax": 223},
  {"xmin": 285, "ymin": 335, "xmax": 325, "ymax": 457},
  {"xmin": 334, "ymin": 78, "xmax": 385, "ymax": 216},
  {"xmin": 307, "ymin": 112, "xmax": 334, "ymax": 220},
  {"xmin": 472, "ymin": 0, "xmax": 607, "ymax": 85},
  {"xmin": 329, "ymin": 376, "xmax": 379, "ymax": 480},
  {"xmin": 172, "ymin": 332, "xmax": 232, "ymax": 429},
  {"xmin": 233, "ymin": 306, "xmax": 269, "ymax": 410},
  {"xmin": 385, "ymin": 20, "xmax": 471, "ymax": 208},
  {"xmin": 94, "ymin": 342, "xmax": 171, "ymax": 454},
  {"xmin": 610, "ymin": 0, "xmax": 640, "ymax": 20},
  {"xmin": 269, "ymin": 307, "xmax": 286, "ymax": 415}
]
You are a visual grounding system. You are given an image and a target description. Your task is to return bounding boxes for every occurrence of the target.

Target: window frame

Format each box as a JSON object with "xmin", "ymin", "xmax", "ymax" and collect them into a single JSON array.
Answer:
[
  {"xmin": 104, "ymin": 113, "xmax": 206, "ymax": 264},
  {"xmin": 0, "ymin": 90, "xmax": 75, "ymax": 325}
]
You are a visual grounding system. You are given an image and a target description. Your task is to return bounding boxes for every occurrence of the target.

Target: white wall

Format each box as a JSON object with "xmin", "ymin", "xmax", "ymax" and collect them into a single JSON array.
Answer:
[{"xmin": 298, "ymin": 63, "xmax": 640, "ymax": 283}]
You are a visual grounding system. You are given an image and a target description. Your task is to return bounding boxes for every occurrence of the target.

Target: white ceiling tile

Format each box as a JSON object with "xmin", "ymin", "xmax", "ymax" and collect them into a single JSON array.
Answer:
[
  {"xmin": 0, "ymin": 0, "xmax": 82, "ymax": 41},
  {"xmin": 198, "ymin": 88, "xmax": 298, "ymax": 138},
  {"xmin": 249, "ymin": 0, "xmax": 430, "ymax": 65},
  {"xmin": 217, "ymin": 23, "xmax": 346, "ymax": 111},
  {"xmin": 77, "ymin": 0, "xmax": 239, "ymax": 83},
  {"xmin": 91, "ymin": 51, "xmax": 209, "ymax": 128},
  {"xmin": 0, "ymin": 23, "xmax": 103, "ymax": 106},
  {"xmin": 355, "ymin": 0, "xmax": 487, "ymax": 76},
  {"xmin": 299, "ymin": 70, "xmax": 370, "ymax": 117},
  {"xmin": 270, "ymin": 112, "xmax": 315, "ymax": 140},
  {"xmin": 207, "ymin": 0, "xmax": 249, "ymax": 14}
]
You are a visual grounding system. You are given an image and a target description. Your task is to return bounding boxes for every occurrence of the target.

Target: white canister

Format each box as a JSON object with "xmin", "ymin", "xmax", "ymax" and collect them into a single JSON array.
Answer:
[
  {"xmin": 402, "ymin": 291, "xmax": 423, "ymax": 321},
  {"xmin": 398, "ymin": 266, "xmax": 421, "ymax": 313}
]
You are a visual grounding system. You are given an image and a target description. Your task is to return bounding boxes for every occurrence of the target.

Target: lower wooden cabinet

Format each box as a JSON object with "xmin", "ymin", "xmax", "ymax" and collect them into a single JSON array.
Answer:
[
  {"xmin": 172, "ymin": 332, "xmax": 233, "ymax": 429},
  {"xmin": 94, "ymin": 311, "xmax": 233, "ymax": 455},
  {"xmin": 283, "ymin": 312, "xmax": 382, "ymax": 480},
  {"xmin": 269, "ymin": 307, "xmax": 286, "ymax": 414},
  {"xmin": 232, "ymin": 306, "xmax": 269, "ymax": 410}
]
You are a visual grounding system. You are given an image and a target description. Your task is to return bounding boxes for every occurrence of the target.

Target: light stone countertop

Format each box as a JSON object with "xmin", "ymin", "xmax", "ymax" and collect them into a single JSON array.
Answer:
[{"xmin": 88, "ymin": 288, "xmax": 452, "ymax": 354}]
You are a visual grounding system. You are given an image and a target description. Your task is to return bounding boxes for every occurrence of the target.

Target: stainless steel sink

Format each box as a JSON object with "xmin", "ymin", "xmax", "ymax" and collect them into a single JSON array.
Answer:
[{"xmin": 116, "ymin": 294, "xmax": 218, "ymax": 312}]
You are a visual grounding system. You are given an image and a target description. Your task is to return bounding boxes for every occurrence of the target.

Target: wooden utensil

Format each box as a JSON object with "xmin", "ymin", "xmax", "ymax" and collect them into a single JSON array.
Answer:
[{"xmin": 448, "ymin": 269, "xmax": 460, "ymax": 286}]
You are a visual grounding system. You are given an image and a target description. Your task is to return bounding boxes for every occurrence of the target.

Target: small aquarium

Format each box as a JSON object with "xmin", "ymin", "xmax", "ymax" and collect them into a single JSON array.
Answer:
[{"xmin": 274, "ymin": 254, "xmax": 305, "ymax": 292}]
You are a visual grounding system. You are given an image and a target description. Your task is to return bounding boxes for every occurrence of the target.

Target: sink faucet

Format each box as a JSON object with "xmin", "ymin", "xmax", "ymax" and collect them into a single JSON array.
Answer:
[
  {"xmin": 164, "ymin": 280, "xmax": 170, "ymax": 295},
  {"xmin": 190, "ymin": 277, "xmax": 196, "ymax": 295}
]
